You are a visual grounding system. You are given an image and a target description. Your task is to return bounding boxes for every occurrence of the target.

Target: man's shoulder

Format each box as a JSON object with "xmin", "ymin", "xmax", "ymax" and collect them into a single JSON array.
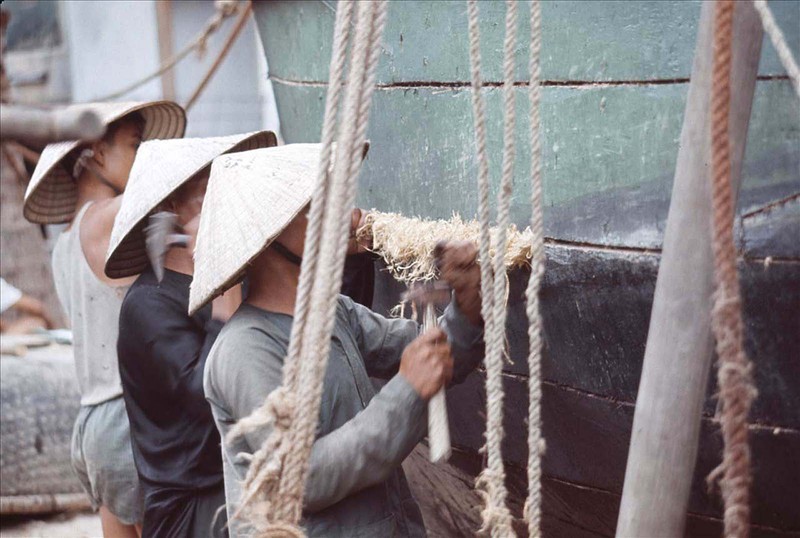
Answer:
[
  {"xmin": 208, "ymin": 308, "xmax": 285, "ymax": 368},
  {"xmin": 81, "ymin": 197, "xmax": 120, "ymax": 228},
  {"xmin": 204, "ymin": 307, "xmax": 287, "ymax": 401},
  {"xmin": 121, "ymin": 275, "xmax": 180, "ymax": 318}
]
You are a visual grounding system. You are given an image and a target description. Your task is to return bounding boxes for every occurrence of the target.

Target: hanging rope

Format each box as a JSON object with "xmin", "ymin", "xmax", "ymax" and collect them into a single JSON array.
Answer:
[
  {"xmin": 753, "ymin": 0, "xmax": 800, "ymax": 98},
  {"xmin": 94, "ymin": 0, "xmax": 244, "ymax": 102},
  {"xmin": 279, "ymin": 0, "xmax": 387, "ymax": 524},
  {"xmin": 707, "ymin": 1, "xmax": 757, "ymax": 537},
  {"xmin": 228, "ymin": 0, "xmax": 356, "ymax": 529},
  {"xmin": 227, "ymin": 0, "xmax": 356, "ymax": 524},
  {"xmin": 228, "ymin": 1, "xmax": 388, "ymax": 535},
  {"xmin": 524, "ymin": 0, "xmax": 545, "ymax": 536},
  {"xmin": 467, "ymin": 0, "xmax": 516, "ymax": 534},
  {"xmin": 184, "ymin": 1, "xmax": 254, "ymax": 111}
]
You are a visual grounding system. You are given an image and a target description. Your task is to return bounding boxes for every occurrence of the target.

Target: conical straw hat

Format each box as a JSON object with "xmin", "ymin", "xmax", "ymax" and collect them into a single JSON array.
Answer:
[
  {"xmin": 24, "ymin": 101, "xmax": 186, "ymax": 224},
  {"xmin": 188, "ymin": 142, "xmax": 369, "ymax": 315},
  {"xmin": 104, "ymin": 131, "xmax": 278, "ymax": 279}
]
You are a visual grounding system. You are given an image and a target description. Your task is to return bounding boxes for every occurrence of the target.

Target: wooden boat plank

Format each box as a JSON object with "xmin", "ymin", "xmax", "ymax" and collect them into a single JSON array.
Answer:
[
  {"xmin": 254, "ymin": 1, "xmax": 798, "ymax": 83},
  {"xmin": 271, "ymin": 80, "xmax": 799, "ymax": 250},
  {"xmin": 441, "ymin": 371, "xmax": 800, "ymax": 530},
  {"xmin": 742, "ymin": 197, "xmax": 800, "ymax": 259},
  {"xmin": 373, "ymin": 246, "xmax": 800, "ymax": 428}
]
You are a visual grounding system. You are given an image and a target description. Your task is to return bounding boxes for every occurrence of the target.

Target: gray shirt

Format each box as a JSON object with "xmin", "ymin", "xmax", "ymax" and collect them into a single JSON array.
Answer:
[{"xmin": 204, "ymin": 295, "xmax": 484, "ymax": 537}]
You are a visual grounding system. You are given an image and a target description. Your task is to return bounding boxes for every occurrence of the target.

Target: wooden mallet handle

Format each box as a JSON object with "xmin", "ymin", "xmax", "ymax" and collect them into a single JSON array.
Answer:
[{"xmin": 424, "ymin": 302, "xmax": 451, "ymax": 463}]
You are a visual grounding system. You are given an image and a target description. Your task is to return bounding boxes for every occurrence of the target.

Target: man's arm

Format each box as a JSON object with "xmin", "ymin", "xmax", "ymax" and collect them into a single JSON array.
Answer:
[
  {"xmin": 344, "ymin": 240, "xmax": 484, "ymax": 380},
  {"xmin": 213, "ymin": 326, "xmax": 449, "ymax": 514},
  {"xmin": 343, "ymin": 297, "xmax": 483, "ymax": 383},
  {"xmin": 80, "ymin": 196, "xmax": 136, "ymax": 287},
  {"xmin": 304, "ymin": 374, "xmax": 425, "ymax": 511}
]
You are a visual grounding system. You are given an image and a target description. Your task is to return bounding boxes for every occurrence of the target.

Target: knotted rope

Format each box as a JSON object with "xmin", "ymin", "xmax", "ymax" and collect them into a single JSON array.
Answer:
[
  {"xmin": 228, "ymin": 1, "xmax": 388, "ymax": 535},
  {"xmin": 524, "ymin": 1, "xmax": 545, "ymax": 536},
  {"xmin": 467, "ymin": 0, "xmax": 516, "ymax": 534},
  {"xmin": 707, "ymin": 1, "xmax": 757, "ymax": 536},
  {"xmin": 753, "ymin": 0, "xmax": 800, "ymax": 98}
]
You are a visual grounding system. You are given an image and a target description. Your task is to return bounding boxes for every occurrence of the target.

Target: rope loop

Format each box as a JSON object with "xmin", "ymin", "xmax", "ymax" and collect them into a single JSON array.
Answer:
[{"xmin": 229, "ymin": 1, "xmax": 388, "ymax": 534}]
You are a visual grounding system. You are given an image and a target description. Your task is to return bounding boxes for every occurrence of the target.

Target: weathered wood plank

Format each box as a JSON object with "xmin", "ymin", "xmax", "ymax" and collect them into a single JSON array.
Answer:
[
  {"xmin": 742, "ymin": 196, "xmax": 800, "ymax": 259},
  {"xmin": 373, "ymin": 248, "xmax": 800, "ymax": 428},
  {"xmin": 423, "ymin": 443, "xmax": 794, "ymax": 537},
  {"xmin": 440, "ymin": 371, "xmax": 800, "ymax": 531},
  {"xmin": 254, "ymin": 1, "xmax": 799, "ymax": 83},
  {"xmin": 272, "ymin": 80, "xmax": 799, "ymax": 249}
]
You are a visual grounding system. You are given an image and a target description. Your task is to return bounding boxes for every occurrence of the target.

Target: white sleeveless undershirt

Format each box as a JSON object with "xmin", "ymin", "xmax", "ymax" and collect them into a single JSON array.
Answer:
[{"xmin": 52, "ymin": 202, "xmax": 128, "ymax": 406}]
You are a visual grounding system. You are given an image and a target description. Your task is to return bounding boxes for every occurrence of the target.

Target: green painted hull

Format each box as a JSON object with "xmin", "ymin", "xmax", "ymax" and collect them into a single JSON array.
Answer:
[{"xmin": 253, "ymin": 1, "xmax": 799, "ymax": 535}]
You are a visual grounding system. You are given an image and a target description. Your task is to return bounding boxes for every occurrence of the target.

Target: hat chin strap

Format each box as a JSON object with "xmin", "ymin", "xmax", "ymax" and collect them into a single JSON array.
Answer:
[
  {"xmin": 270, "ymin": 241, "xmax": 303, "ymax": 267},
  {"xmin": 74, "ymin": 149, "xmax": 123, "ymax": 196}
]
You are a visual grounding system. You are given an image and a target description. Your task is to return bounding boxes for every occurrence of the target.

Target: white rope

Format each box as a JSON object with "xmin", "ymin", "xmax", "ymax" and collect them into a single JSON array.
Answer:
[
  {"xmin": 276, "ymin": 0, "xmax": 387, "ymax": 525},
  {"xmin": 227, "ymin": 0, "xmax": 356, "ymax": 529},
  {"xmin": 524, "ymin": 1, "xmax": 545, "ymax": 536},
  {"xmin": 753, "ymin": 0, "xmax": 800, "ymax": 99},
  {"xmin": 229, "ymin": 1, "xmax": 388, "ymax": 535},
  {"xmin": 468, "ymin": 0, "xmax": 516, "ymax": 535}
]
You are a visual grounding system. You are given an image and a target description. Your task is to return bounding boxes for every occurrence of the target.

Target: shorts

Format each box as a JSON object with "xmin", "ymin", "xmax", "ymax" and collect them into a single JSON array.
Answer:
[{"xmin": 71, "ymin": 396, "xmax": 143, "ymax": 525}]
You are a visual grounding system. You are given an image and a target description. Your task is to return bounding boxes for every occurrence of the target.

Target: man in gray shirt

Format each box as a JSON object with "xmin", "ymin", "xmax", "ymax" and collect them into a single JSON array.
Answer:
[{"xmin": 196, "ymin": 145, "xmax": 484, "ymax": 537}]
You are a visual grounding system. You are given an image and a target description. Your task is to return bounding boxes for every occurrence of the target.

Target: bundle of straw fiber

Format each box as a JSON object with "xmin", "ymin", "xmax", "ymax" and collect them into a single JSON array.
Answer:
[{"xmin": 361, "ymin": 211, "xmax": 534, "ymax": 285}]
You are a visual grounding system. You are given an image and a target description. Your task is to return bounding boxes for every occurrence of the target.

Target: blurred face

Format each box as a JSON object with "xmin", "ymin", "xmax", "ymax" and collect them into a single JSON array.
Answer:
[
  {"xmin": 91, "ymin": 119, "xmax": 143, "ymax": 192},
  {"xmin": 275, "ymin": 205, "xmax": 310, "ymax": 258},
  {"xmin": 168, "ymin": 170, "xmax": 210, "ymax": 227}
]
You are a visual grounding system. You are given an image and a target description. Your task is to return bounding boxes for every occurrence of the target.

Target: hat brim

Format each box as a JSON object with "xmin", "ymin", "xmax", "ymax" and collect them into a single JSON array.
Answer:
[
  {"xmin": 188, "ymin": 141, "xmax": 370, "ymax": 315},
  {"xmin": 104, "ymin": 131, "xmax": 278, "ymax": 279},
  {"xmin": 23, "ymin": 101, "xmax": 187, "ymax": 224}
]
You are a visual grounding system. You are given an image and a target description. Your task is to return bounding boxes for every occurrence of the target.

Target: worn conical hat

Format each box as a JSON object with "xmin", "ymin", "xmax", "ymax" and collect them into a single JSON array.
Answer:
[
  {"xmin": 23, "ymin": 101, "xmax": 186, "ymax": 224},
  {"xmin": 188, "ymin": 142, "xmax": 369, "ymax": 314},
  {"xmin": 104, "ymin": 131, "xmax": 278, "ymax": 279}
]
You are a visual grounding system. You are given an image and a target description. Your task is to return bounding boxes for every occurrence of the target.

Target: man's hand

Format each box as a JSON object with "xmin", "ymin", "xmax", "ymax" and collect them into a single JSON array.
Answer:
[
  {"xmin": 434, "ymin": 241, "xmax": 481, "ymax": 326},
  {"xmin": 399, "ymin": 327, "xmax": 454, "ymax": 400},
  {"xmin": 347, "ymin": 208, "xmax": 371, "ymax": 255},
  {"xmin": 182, "ymin": 212, "xmax": 201, "ymax": 253}
]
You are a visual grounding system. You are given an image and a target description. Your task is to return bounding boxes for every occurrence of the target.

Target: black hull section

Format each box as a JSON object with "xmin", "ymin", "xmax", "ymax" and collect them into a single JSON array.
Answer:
[{"xmin": 374, "ymin": 244, "xmax": 799, "ymax": 536}]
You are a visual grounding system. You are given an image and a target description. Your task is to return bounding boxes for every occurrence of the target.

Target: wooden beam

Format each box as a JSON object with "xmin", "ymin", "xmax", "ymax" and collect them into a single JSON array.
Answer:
[
  {"xmin": 0, "ymin": 105, "xmax": 105, "ymax": 143},
  {"xmin": 616, "ymin": 2, "xmax": 764, "ymax": 536},
  {"xmin": 155, "ymin": 0, "xmax": 176, "ymax": 101}
]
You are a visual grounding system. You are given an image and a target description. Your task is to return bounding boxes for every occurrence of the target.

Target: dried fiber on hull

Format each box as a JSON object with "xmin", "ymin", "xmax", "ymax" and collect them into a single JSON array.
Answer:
[{"xmin": 362, "ymin": 211, "xmax": 533, "ymax": 285}]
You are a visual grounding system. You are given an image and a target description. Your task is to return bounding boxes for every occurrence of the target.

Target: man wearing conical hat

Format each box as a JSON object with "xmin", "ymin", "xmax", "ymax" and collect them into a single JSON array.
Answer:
[
  {"xmin": 24, "ymin": 101, "xmax": 186, "ymax": 537},
  {"xmin": 191, "ymin": 145, "xmax": 485, "ymax": 537},
  {"xmin": 105, "ymin": 131, "xmax": 276, "ymax": 537}
]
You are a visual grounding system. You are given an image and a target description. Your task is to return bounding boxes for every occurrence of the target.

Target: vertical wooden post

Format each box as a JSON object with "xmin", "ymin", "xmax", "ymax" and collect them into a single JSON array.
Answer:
[
  {"xmin": 616, "ymin": 2, "xmax": 763, "ymax": 536},
  {"xmin": 155, "ymin": 0, "xmax": 176, "ymax": 101}
]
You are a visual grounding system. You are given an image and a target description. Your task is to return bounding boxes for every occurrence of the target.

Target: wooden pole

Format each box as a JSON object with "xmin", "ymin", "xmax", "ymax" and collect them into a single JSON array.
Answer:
[
  {"xmin": 155, "ymin": 0, "xmax": 177, "ymax": 101},
  {"xmin": 0, "ymin": 105, "xmax": 105, "ymax": 143},
  {"xmin": 616, "ymin": 2, "xmax": 763, "ymax": 536}
]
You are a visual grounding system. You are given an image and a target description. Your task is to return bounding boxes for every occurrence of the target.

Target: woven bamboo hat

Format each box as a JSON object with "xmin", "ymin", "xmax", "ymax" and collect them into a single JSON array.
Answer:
[
  {"xmin": 188, "ymin": 142, "xmax": 369, "ymax": 314},
  {"xmin": 104, "ymin": 131, "xmax": 278, "ymax": 279},
  {"xmin": 24, "ymin": 101, "xmax": 186, "ymax": 224}
]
